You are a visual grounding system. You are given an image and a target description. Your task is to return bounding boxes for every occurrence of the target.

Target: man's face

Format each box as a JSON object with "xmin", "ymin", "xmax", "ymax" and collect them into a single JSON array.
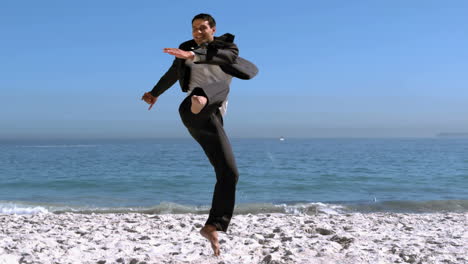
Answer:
[{"xmin": 192, "ymin": 19, "xmax": 216, "ymax": 45}]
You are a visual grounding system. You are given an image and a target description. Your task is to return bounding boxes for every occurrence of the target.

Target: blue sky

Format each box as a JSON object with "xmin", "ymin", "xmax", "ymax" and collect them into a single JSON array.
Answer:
[{"xmin": 1, "ymin": 0, "xmax": 467, "ymax": 138}]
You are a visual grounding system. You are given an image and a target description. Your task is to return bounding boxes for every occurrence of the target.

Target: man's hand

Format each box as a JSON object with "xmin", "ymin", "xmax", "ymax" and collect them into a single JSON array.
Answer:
[
  {"xmin": 141, "ymin": 92, "xmax": 158, "ymax": 110},
  {"xmin": 163, "ymin": 48, "xmax": 195, "ymax": 60}
]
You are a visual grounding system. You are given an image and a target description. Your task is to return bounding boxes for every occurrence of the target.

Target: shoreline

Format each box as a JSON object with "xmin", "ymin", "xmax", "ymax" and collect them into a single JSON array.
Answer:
[
  {"xmin": 2, "ymin": 199, "xmax": 467, "ymax": 216},
  {"xmin": 1, "ymin": 212, "xmax": 466, "ymax": 264}
]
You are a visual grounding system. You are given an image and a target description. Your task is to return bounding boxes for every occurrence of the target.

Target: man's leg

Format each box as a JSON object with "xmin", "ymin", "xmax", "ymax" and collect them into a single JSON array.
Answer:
[
  {"xmin": 179, "ymin": 87, "xmax": 238, "ymax": 230},
  {"xmin": 188, "ymin": 110, "xmax": 238, "ymax": 231},
  {"xmin": 179, "ymin": 82, "xmax": 238, "ymax": 256}
]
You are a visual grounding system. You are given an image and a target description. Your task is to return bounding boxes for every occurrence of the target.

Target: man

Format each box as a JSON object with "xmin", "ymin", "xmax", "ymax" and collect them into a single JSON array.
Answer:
[{"xmin": 141, "ymin": 13, "xmax": 257, "ymax": 256}]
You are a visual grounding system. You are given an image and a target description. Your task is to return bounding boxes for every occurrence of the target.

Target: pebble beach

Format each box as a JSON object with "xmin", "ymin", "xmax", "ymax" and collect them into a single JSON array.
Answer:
[{"xmin": 0, "ymin": 212, "xmax": 466, "ymax": 264}]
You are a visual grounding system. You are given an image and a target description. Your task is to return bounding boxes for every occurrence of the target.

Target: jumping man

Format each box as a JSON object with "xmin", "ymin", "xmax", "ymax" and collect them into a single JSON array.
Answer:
[{"xmin": 141, "ymin": 13, "xmax": 258, "ymax": 256}]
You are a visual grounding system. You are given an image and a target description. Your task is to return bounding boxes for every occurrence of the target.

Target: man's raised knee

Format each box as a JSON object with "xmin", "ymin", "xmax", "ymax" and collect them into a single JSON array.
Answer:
[{"xmin": 191, "ymin": 95, "xmax": 208, "ymax": 114}]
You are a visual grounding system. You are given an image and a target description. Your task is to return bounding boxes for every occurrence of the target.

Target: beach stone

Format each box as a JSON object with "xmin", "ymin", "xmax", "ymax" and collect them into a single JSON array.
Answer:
[
  {"xmin": 316, "ymin": 228, "xmax": 334, "ymax": 235},
  {"xmin": 133, "ymin": 247, "xmax": 143, "ymax": 252},
  {"xmin": 399, "ymin": 252, "xmax": 417, "ymax": 263},
  {"xmin": 124, "ymin": 228, "xmax": 137, "ymax": 233},
  {"xmin": 129, "ymin": 259, "xmax": 139, "ymax": 264},
  {"xmin": 250, "ymin": 233, "xmax": 264, "ymax": 240},
  {"xmin": 75, "ymin": 230, "xmax": 88, "ymax": 236},
  {"xmin": 244, "ymin": 239, "xmax": 254, "ymax": 245},
  {"xmin": 116, "ymin": 258, "xmax": 125, "ymax": 263},
  {"xmin": 260, "ymin": 254, "xmax": 272, "ymax": 264},
  {"xmin": 281, "ymin": 237, "xmax": 292, "ymax": 242},
  {"xmin": 272, "ymin": 227, "xmax": 281, "ymax": 233},
  {"xmin": 97, "ymin": 261, "xmax": 106, "ymax": 264},
  {"xmin": 281, "ymin": 255, "xmax": 293, "ymax": 262},
  {"xmin": 264, "ymin": 233, "xmax": 275, "ymax": 238},
  {"xmin": 270, "ymin": 246, "xmax": 280, "ymax": 253},
  {"xmin": 19, "ymin": 255, "xmax": 33, "ymax": 264},
  {"xmin": 330, "ymin": 235, "xmax": 354, "ymax": 249},
  {"xmin": 194, "ymin": 223, "xmax": 203, "ymax": 228}
]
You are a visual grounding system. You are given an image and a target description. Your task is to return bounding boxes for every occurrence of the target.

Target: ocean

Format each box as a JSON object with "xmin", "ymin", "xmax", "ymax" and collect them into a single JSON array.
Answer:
[{"xmin": 0, "ymin": 138, "xmax": 467, "ymax": 215}]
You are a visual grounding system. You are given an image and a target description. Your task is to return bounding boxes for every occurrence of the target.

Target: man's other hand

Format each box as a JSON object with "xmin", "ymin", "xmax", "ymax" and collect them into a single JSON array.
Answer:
[
  {"xmin": 141, "ymin": 92, "xmax": 158, "ymax": 110},
  {"xmin": 163, "ymin": 48, "xmax": 195, "ymax": 60}
]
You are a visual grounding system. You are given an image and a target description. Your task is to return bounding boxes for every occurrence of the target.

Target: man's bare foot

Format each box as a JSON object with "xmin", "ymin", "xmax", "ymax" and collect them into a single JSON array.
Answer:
[{"xmin": 200, "ymin": 224, "xmax": 220, "ymax": 256}]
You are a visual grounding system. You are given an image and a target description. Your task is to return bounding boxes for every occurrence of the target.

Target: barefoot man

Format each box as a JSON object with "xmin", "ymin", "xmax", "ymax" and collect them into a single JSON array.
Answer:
[{"xmin": 141, "ymin": 13, "xmax": 258, "ymax": 256}]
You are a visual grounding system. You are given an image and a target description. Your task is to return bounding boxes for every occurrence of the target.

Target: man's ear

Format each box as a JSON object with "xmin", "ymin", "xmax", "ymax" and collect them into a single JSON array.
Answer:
[{"xmin": 212, "ymin": 26, "xmax": 216, "ymax": 35}]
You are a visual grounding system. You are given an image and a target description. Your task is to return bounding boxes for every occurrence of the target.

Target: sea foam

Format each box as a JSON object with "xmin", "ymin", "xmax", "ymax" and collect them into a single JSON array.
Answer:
[{"xmin": 0, "ymin": 203, "xmax": 49, "ymax": 215}]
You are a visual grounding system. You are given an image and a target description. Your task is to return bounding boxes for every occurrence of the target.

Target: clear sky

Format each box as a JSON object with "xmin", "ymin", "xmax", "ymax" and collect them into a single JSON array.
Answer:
[{"xmin": 1, "ymin": 0, "xmax": 467, "ymax": 139}]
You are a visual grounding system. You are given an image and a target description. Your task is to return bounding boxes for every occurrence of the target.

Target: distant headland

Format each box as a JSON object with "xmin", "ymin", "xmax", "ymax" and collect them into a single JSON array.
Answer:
[{"xmin": 436, "ymin": 133, "xmax": 468, "ymax": 138}]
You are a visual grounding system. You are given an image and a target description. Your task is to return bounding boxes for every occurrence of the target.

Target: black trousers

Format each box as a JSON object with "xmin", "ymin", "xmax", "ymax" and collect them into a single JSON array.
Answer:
[{"xmin": 178, "ymin": 81, "xmax": 239, "ymax": 232}]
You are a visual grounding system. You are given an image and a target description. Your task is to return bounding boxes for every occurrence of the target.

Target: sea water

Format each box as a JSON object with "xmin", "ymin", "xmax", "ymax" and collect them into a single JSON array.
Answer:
[{"xmin": 0, "ymin": 138, "xmax": 467, "ymax": 215}]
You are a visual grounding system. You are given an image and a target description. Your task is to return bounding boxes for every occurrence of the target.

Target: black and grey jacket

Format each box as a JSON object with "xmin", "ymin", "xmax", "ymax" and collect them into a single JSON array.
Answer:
[{"xmin": 150, "ymin": 33, "xmax": 258, "ymax": 98}]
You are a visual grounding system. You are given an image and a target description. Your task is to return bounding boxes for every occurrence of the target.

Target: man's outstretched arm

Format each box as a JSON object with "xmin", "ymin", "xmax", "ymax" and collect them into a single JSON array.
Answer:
[
  {"xmin": 142, "ymin": 55, "xmax": 179, "ymax": 110},
  {"xmin": 149, "ymin": 58, "xmax": 179, "ymax": 98},
  {"xmin": 163, "ymin": 42, "xmax": 239, "ymax": 66}
]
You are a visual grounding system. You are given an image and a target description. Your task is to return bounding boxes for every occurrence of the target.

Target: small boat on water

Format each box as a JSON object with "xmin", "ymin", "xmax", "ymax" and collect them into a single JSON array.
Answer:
[{"xmin": 279, "ymin": 136, "xmax": 285, "ymax": 141}]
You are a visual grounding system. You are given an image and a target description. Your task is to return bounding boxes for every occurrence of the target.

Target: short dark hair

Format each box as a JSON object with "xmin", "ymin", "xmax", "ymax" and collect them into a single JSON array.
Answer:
[{"xmin": 192, "ymin": 13, "xmax": 216, "ymax": 28}]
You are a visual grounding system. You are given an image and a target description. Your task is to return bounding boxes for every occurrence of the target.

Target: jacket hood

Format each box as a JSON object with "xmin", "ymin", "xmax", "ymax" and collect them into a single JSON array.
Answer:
[{"xmin": 215, "ymin": 33, "xmax": 235, "ymax": 43}]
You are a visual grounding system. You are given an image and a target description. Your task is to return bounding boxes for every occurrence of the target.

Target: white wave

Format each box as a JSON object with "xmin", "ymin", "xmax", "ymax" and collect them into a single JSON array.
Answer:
[
  {"xmin": 0, "ymin": 201, "xmax": 348, "ymax": 216},
  {"xmin": 0, "ymin": 203, "xmax": 49, "ymax": 215},
  {"xmin": 314, "ymin": 202, "xmax": 346, "ymax": 215},
  {"xmin": 276, "ymin": 202, "xmax": 345, "ymax": 215}
]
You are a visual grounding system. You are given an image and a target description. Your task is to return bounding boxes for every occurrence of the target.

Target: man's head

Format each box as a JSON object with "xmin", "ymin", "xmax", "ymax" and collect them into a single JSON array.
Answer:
[{"xmin": 192, "ymin": 13, "xmax": 216, "ymax": 45}]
